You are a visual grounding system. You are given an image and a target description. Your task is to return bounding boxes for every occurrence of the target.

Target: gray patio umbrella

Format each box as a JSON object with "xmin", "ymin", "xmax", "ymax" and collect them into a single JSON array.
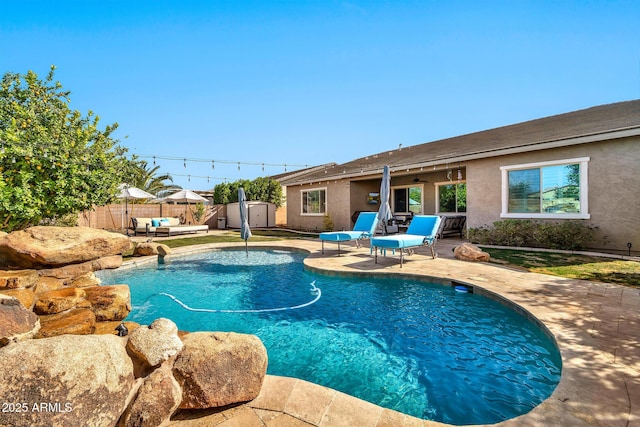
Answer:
[
  {"xmin": 117, "ymin": 184, "xmax": 154, "ymax": 236},
  {"xmin": 239, "ymin": 187, "xmax": 252, "ymax": 256},
  {"xmin": 377, "ymin": 165, "xmax": 393, "ymax": 235}
]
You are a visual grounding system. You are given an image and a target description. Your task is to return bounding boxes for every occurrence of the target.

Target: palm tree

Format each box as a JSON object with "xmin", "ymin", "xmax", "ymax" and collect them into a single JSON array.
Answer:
[{"xmin": 129, "ymin": 160, "xmax": 181, "ymax": 198}]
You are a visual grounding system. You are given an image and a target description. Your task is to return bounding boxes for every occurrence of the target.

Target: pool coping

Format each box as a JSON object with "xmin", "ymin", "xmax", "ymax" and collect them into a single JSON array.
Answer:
[{"xmin": 122, "ymin": 239, "xmax": 639, "ymax": 427}]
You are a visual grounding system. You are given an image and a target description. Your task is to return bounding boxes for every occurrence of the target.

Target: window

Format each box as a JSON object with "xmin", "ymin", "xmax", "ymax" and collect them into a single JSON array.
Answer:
[
  {"xmin": 301, "ymin": 188, "xmax": 326, "ymax": 215},
  {"xmin": 436, "ymin": 182, "xmax": 466, "ymax": 214},
  {"xmin": 392, "ymin": 186, "xmax": 422, "ymax": 214},
  {"xmin": 501, "ymin": 158, "xmax": 590, "ymax": 219}
]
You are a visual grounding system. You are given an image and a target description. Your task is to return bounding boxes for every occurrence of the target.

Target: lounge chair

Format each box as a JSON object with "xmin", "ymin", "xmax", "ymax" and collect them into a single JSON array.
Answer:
[
  {"xmin": 319, "ymin": 212, "xmax": 378, "ymax": 255},
  {"xmin": 370, "ymin": 215, "xmax": 442, "ymax": 267}
]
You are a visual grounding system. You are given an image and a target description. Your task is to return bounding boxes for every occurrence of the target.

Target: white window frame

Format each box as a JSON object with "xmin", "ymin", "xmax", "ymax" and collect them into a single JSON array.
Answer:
[
  {"xmin": 500, "ymin": 157, "xmax": 590, "ymax": 219},
  {"xmin": 300, "ymin": 187, "xmax": 327, "ymax": 216},
  {"xmin": 434, "ymin": 181, "xmax": 467, "ymax": 215},
  {"xmin": 391, "ymin": 184, "xmax": 424, "ymax": 214}
]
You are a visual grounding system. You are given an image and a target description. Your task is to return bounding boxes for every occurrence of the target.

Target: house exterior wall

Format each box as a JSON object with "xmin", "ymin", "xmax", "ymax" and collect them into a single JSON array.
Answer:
[
  {"xmin": 466, "ymin": 136, "xmax": 640, "ymax": 251},
  {"xmin": 286, "ymin": 180, "xmax": 352, "ymax": 232}
]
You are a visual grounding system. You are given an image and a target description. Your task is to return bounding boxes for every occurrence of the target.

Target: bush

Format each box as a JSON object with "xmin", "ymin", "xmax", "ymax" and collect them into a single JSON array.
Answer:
[
  {"xmin": 322, "ymin": 214, "xmax": 334, "ymax": 232},
  {"xmin": 469, "ymin": 220, "xmax": 598, "ymax": 251}
]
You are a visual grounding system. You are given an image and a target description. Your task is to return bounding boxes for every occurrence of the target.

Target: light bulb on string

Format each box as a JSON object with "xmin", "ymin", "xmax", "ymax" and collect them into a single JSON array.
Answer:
[
  {"xmin": 153, "ymin": 156, "xmax": 156, "ymax": 166},
  {"xmin": 183, "ymin": 159, "xmax": 186, "ymax": 168},
  {"xmin": 237, "ymin": 162, "xmax": 240, "ymax": 171},
  {"xmin": 262, "ymin": 163, "xmax": 264, "ymax": 172},
  {"xmin": 284, "ymin": 164, "xmax": 287, "ymax": 172},
  {"xmin": 211, "ymin": 161, "xmax": 215, "ymax": 170}
]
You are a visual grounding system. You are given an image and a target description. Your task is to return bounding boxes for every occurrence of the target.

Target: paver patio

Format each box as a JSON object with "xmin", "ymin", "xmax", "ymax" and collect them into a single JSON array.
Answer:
[{"xmin": 130, "ymin": 235, "xmax": 639, "ymax": 427}]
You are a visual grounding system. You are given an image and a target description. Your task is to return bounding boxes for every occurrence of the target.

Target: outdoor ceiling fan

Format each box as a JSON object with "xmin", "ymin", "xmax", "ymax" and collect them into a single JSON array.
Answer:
[{"xmin": 412, "ymin": 176, "xmax": 428, "ymax": 183}]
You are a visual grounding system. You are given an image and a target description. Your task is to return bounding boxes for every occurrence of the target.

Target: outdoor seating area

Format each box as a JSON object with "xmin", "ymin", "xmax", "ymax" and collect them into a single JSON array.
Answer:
[
  {"xmin": 320, "ymin": 212, "xmax": 378, "ymax": 255},
  {"xmin": 437, "ymin": 215, "xmax": 467, "ymax": 238},
  {"xmin": 371, "ymin": 215, "xmax": 442, "ymax": 267},
  {"xmin": 131, "ymin": 217, "xmax": 209, "ymax": 237}
]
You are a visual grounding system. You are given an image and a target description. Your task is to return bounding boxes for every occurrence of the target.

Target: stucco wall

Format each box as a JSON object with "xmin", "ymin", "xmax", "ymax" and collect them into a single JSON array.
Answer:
[
  {"xmin": 467, "ymin": 137, "xmax": 640, "ymax": 251},
  {"xmin": 286, "ymin": 180, "xmax": 352, "ymax": 232}
]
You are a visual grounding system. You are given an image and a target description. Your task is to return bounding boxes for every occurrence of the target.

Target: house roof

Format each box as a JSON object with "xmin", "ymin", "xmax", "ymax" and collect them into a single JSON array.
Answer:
[
  {"xmin": 287, "ymin": 99, "xmax": 640, "ymax": 185},
  {"xmin": 271, "ymin": 162, "xmax": 338, "ymax": 185}
]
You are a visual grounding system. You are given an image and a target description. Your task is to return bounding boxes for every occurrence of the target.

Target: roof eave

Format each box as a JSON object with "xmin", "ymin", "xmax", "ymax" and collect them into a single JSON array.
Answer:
[{"xmin": 287, "ymin": 126, "xmax": 640, "ymax": 186}]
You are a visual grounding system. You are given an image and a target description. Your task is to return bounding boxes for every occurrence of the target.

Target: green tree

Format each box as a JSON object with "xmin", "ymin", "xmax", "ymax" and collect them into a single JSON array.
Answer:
[
  {"xmin": 212, "ymin": 177, "xmax": 283, "ymax": 207},
  {"xmin": 0, "ymin": 66, "xmax": 131, "ymax": 231},
  {"xmin": 128, "ymin": 160, "xmax": 181, "ymax": 198},
  {"xmin": 213, "ymin": 181, "xmax": 232, "ymax": 204}
]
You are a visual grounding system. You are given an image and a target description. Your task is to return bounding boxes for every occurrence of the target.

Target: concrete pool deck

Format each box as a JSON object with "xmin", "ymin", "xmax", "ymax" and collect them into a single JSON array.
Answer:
[{"xmin": 139, "ymin": 236, "xmax": 640, "ymax": 427}]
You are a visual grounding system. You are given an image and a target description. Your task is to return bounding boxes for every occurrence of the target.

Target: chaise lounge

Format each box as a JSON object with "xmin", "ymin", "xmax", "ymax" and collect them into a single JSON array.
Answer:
[
  {"xmin": 319, "ymin": 212, "xmax": 378, "ymax": 255},
  {"xmin": 131, "ymin": 217, "xmax": 209, "ymax": 237},
  {"xmin": 370, "ymin": 215, "xmax": 442, "ymax": 267}
]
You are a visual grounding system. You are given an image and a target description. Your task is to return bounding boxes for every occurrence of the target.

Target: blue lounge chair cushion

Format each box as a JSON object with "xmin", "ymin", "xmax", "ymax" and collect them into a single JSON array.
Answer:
[
  {"xmin": 319, "ymin": 212, "xmax": 379, "ymax": 242},
  {"xmin": 370, "ymin": 215, "xmax": 442, "ymax": 264},
  {"xmin": 319, "ymin": 231, "xmax": 369, "ymax": 241},
  {"xmin": 369, "ymin": 234, "xmax": 427, "ymax": 249}
]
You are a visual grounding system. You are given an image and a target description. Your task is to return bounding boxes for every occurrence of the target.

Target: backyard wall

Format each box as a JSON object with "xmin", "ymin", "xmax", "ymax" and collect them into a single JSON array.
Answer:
[{"xmin": 78, "ymin": 204, "xmax": 225, "ymax": 232}]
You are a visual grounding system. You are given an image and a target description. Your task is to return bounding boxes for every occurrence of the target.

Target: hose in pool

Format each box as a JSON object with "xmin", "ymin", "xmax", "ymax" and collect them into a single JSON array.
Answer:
[{"xmin": 157, "ymin": 281, "xmax": 321, "ymax": 313}]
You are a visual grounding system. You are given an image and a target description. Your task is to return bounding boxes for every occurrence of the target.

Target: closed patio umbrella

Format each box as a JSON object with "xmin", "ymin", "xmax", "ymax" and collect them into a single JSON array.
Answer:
[
  {"xmin": 377, "ymin": 165, "xmax": 393, "ymax": 235},
  {"xmin": 239, "ymin": 187, "xmax": 252, "ymax": 256},
  {"xmin": 117, "ymin": 184, "xmax": 154, "ymax": 236}
]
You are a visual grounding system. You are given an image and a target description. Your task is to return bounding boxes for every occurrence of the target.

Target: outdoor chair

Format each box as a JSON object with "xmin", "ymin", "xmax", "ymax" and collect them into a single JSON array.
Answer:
[
  {"xmin": 370, "ymin": 215, "xmax": 442, "ymax": 267},
  {"xmin": 319, "ymin": 212, "xmax": 378, "ymax": 255}
]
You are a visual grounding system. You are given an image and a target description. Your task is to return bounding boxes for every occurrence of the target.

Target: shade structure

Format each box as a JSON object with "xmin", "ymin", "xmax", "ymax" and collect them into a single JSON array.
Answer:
[
  {"xmin": 239, "ymin": 187, "xmax": 252, "ymax": 256},
  {"xmin": 165, "ymin": 190, "xmax": 209, "ymax": 224},
  {"xmin": 117, "ymin": 184, "xmax": 154, "ymax": 235},
  {"xmin": 377, "ymin": 165, "xmax": 393, "ymax": 235},
  {"xmin": 164, "ymin": 189, "xmax": 208, "ymax": 203}
]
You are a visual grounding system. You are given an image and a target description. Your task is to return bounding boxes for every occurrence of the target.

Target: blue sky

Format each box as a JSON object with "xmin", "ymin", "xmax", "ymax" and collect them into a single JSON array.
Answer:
[{"xmin": 1, "ymin": 1, "xmax": 638, "ymax": 189}]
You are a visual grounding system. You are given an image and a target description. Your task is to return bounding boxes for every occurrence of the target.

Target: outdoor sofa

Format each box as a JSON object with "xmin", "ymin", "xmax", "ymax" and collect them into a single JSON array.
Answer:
[{"xmin": 131, "ymin": 217, "xmax": 209, "ymax": 237}]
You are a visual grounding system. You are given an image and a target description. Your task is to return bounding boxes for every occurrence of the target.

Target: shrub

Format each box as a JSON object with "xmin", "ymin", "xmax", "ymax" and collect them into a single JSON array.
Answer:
[
  {"xmin": 469, "ymin": 219, "xmax": 598, "ymax": 251},
  {"xmin": 322, "ymin": 214, "xmax": 334, "ymax": 232}
]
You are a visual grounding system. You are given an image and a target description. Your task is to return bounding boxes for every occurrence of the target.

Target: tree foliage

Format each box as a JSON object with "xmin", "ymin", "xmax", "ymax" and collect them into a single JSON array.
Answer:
[
  {"xmin": 0, "ymin": 66, "xmax": 133, "ymax": 231},
  {"xmin": 127, "ymin": 160, "xmax": 181, "ymax": 199},
  {"xmin": 213, "ymin": 176, "xmax": 284, "ymax": 207}
]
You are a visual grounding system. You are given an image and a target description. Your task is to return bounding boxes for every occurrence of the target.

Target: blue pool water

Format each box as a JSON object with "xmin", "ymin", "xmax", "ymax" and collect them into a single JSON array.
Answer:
[{"xmin": 98, "ymin": 249, "xmax": 561, "ymax": 425}]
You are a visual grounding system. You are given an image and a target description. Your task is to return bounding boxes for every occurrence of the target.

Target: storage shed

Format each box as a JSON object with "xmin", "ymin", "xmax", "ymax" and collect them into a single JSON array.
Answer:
[{"xmin": 226, "ymin": 201, "xmax": 276, "ymax": 228}]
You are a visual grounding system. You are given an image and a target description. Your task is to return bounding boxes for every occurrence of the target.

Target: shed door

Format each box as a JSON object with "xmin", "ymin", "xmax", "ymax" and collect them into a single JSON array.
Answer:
[{"xmin": 249, "ymin": 204, "xmax": 268, "ymax": 227}]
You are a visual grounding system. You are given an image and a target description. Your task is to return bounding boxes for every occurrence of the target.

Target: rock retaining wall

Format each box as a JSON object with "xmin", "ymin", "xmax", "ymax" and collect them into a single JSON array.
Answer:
[{"xmin": 0, "ymin": 226, "xmax": 269, "ymax": 426}]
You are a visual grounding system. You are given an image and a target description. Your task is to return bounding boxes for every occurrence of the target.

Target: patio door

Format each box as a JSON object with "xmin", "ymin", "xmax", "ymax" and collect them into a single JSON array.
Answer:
[{"xmin": 392, "ymin": 186, "xmax": 423, "ymax": 214}]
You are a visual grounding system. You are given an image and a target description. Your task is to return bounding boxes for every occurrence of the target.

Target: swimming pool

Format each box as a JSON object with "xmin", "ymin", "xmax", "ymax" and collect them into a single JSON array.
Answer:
[{"xmin": 99, "ymin": 249, "xmax": 561, "ymax": 425}]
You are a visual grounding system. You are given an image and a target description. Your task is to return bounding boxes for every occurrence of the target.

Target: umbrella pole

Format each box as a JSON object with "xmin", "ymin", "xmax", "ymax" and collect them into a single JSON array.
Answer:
[
  {"xmin": 125, "ymin": 198, "xmax": 130, "ymax": 236},
  {"xmin": 245, "ymin": 240, "xmax": 248, "ymax": 257}
]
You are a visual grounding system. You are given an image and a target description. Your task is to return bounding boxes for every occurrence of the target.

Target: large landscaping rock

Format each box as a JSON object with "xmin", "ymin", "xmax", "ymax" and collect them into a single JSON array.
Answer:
[
  {"xmin": 33, "ymin": 287, "xmax": 86, "ymax": 315},
  {"xmin": 0, "ymin": 287, "xmax": 36, "ymax": 310},
  {"xmin": 0, "ymin": 334, "xmax": 135, "ymax": 427},
  {"xmin": 36, "ymin": 308, "xmax": 96, "ymax": 338},
  {"xmin": 126, "ymin": 318, "xmax": 183, "ymax": 368},
  {"xmin": 0, "ymin": 226, "xmax": 131, "ymax": 269},
  {"xmin": 173, "ymin": 332, "xmax": 268, "ymax": 409},
  {"xmin": 39, "ymin": 255, "xmax": 124, "ymax": 280},
  {"xmin": 454, "ymin": 242, "xmax": 491, "ymax": 262},
  {"xmin": 34, "ymin": 276, "xmax": 65, "ymax": 294},
  {"xmin": 0, "ymin": 295, "xmax": 40, "ymax": 346},
  {"xmin": 133, "ymin": 242, "xmax": 172, "ymax": 257},
  {"xmin": 0, "ymin": 269, "xmax": 39, "ymax": 289},
  {"xmin": 83, "ymin": 285, "xmax": 131, "ymax": 321},
  {"xmin": 120, "ymin": 363, "xmax": 182, "ymax": 427},
  {"xmin": 93, "ymin": 320, "xmax": 140, "ymax": 336}
]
